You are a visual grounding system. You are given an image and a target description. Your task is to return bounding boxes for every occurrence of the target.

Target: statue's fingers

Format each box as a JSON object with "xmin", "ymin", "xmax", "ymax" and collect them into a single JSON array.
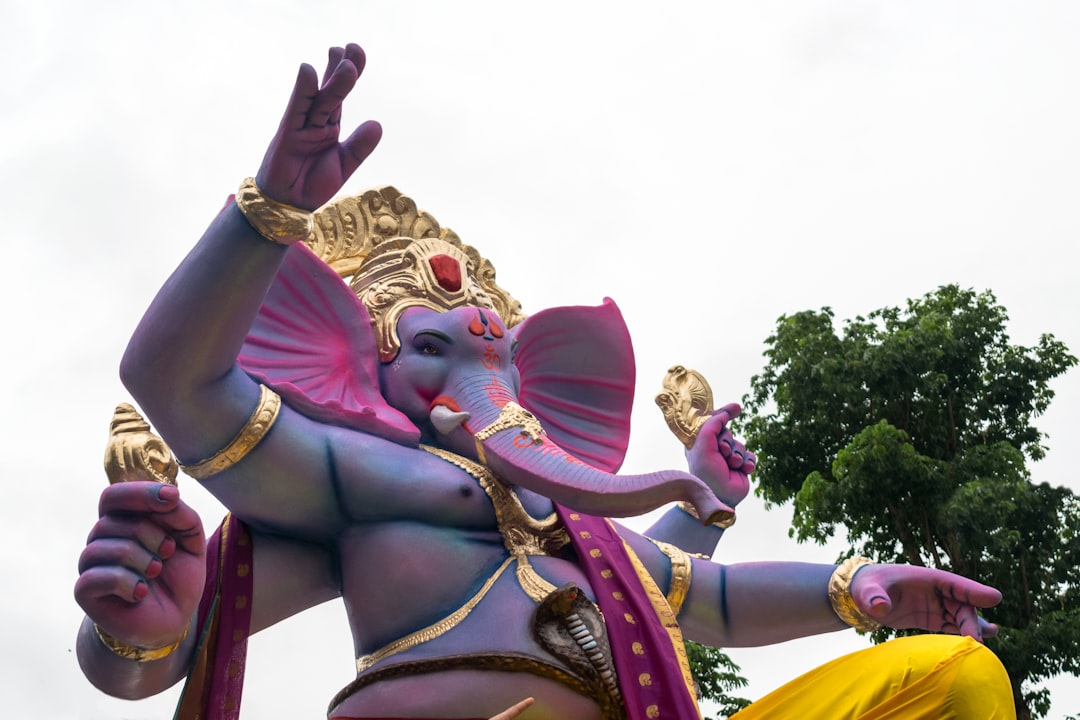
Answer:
[
  {"xmin": 87, "ymin": 514, "xmax": 169, "ymax": 558},
  {"xmin": 97, "ymin": 483, "xmax": 203, "ymax": 556},
  {"xmin": 307, "ymin": 57, "xmax": 359, "ymax": 129},
  {"xmin": 281, "ymin": 63, "xmax": 321, "ymax": 132},
  {"xmin": 945, "ymin": 576, "xmax": 1003, "ymax": 609},
  {"xmin": 717, "ymin": 402, "xmax": 742, "ymax": 421},
  {"xmin": 74, "ymin": 565, "xmax": 149, "ymax": 608},
  {"xmin": 340, "ymin": 119, "xmax": 383, "ymax": 178},
  {"xmin": 343, "ymin": 43, "xmax": 367, "ymax": 75},
  {"xmin": 742, "ymin": 452, "xmax": 757, "ymax": 474},
  {"xmin": 954, "ymin": 604, "xmax": 983, "ymax": 640},
  {"xmin": 321, "ymin": 46, "xmax": 346, "ymax": 88},
  {"xmin": 852, "ymin": 575, "xmax": 893, "ymax": 621},
  {"xmin": 698, "ymin": 412, "xmax": 733, "ymax": 449},
  {"xmin": 98, "ymin": 482, "xmax": 180, "ymax": 518},
  {"xmin": 979, "ymin": 616, "xmax": 999, "ymax": 639},
  {"xmin": 488, "ymin": 697, "xmax": 535, "ymax": 720},
  {"xmin": 79, "ymin": 538, "xmax": 162, "ymax": 580},
  {"xmin": 725, "ymin": 437, "xmax": 752, "ymax": 470}
]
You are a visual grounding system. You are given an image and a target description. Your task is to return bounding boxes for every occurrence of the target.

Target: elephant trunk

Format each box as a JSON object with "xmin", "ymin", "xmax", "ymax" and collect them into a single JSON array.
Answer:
[{"xmin": 436, "ymin": 375, "xmax": 727, "ymax": 523}]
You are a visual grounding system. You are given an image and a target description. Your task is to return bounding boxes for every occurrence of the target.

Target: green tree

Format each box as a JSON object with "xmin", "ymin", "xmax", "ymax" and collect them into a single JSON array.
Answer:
[
  {"xmin": 741, "ymin": 285, "xmax": 1079, "ymax": 720},
  {"xmin": 686, "ymin": 639, "xmax": 752, "ymax": 719}
]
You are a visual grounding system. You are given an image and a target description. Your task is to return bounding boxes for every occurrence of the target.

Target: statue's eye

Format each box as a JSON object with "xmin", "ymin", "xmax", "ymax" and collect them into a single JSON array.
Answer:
[{"xmin": 421, "ymin": 343, "xmax": 440, "ymax": 356}]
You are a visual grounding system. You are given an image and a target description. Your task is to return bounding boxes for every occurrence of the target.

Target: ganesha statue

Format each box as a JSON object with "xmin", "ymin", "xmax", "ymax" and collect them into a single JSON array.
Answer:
[{"xmin": 75, "ymin": 44, "xmax": 1017, "ymax": 720}]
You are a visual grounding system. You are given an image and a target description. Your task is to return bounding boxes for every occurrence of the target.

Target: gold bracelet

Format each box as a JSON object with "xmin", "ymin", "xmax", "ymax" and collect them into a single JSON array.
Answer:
[
  {"xmin": 828, "ymin": 556, "xmax": 881, "ymax": 632},
  {"xmin": 235, "ymin": 177, "xmax": 314, "ymax": 245},
  {"xmin": 181, "ymin": 385, "xmax": 281, "ymax": 480},
  {"xmin": 95, "ymin": 622, "xmax": 189, "ymax": 663},
  {"xmin": 677, "ymin": 500, "xmax": 736, "ymax": 529}
]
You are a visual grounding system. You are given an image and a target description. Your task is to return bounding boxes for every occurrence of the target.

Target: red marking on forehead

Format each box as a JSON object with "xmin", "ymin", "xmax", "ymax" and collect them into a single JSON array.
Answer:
[
  {"xmin": 428, "ymin": 254, "xmax": 462, "ymax": 292},
  {"xmin": 467, "ymin": 309, "xmax": 506, "ymax": 339},
  {"xmin": 468, "ymin": 313, "xmax": 485, "ymax": 337}
]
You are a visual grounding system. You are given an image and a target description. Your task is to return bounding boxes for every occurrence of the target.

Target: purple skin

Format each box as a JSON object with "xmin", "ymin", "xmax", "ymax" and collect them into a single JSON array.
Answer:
[
  {"xmin": 645, "ymin": 403, "xmax": 756, "ymax": 556},
  {"xmin": 73, "ymin": 43, "xmax": 1004, "ymax": 716}
]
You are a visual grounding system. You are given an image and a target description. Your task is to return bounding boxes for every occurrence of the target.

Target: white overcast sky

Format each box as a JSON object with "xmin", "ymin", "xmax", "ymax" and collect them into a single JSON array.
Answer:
[{"xmin": 2, "ymin": 1, "xmax": 1078, "ymax": 718}]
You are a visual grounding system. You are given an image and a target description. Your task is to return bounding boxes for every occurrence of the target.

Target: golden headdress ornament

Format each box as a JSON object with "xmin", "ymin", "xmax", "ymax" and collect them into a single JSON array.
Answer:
[{"xmin": 302, "ymin": 187, "xmax": 525, "ymax": 362}]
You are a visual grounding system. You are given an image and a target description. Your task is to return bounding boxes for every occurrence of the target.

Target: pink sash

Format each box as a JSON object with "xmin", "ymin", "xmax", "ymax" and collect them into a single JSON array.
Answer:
[
  {"xmin": 559, "ymin": 508, "xmax": 702, "ymax": 720},
  {"xmin": 173, "ymin": 514, "xmax": 254, "ymax": 720}
]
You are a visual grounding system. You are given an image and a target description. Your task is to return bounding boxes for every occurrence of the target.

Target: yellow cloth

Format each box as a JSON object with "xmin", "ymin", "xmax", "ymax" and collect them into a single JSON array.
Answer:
[{"xmin": 731, "ymin": 635, "xmax": 1015, "ymax": 720}]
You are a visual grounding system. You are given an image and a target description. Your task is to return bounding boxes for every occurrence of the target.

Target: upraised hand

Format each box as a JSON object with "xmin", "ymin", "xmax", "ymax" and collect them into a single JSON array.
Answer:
[
  {"xmin": 852, "ymin": 564, "xmax": 1002, "ymax": 642},
  {"xmin": 686, "ymin": 403, "xmax": 756, "ymax": 507},
  {"xmin": 75, "ymin": 482, "xmax": 206, "ymax": 650},
  {"xmin": 255, "ymin": 43, "xmax": 382, "ymax": 210}
]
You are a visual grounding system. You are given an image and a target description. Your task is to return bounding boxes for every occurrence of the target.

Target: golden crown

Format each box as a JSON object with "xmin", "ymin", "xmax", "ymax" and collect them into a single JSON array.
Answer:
[{"xmin": 303, "ymin": 187, "xmax": 525, "ymax": 361}]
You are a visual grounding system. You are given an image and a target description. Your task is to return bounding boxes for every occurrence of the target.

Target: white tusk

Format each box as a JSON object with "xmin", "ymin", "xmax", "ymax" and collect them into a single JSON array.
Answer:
[{"xmin": 430, "ymin": 405, "xmax": 471, "ymax": 435}]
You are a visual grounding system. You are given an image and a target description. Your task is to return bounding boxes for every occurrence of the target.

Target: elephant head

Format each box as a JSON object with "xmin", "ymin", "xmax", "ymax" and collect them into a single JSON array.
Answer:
[{"xmin": 235, "ymin": 188, "xmax": 728, "ymax": 522}]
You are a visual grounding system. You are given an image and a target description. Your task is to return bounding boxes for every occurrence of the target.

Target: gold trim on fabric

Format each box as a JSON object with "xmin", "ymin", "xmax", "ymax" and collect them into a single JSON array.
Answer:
[
  {"xmin": 646, "ymin": 538, "xmax": 693, "ymax": 617},
  {"xmin": 181, "ymin": 385, "xmax": 281, "ymax": 480},
  {"xmin": 614, "ymin": 522, "xmax": 702, "ymax": 718},
  {"xmin": 355, "ymin": 557, "xmax": 515, "ymax": 672}
]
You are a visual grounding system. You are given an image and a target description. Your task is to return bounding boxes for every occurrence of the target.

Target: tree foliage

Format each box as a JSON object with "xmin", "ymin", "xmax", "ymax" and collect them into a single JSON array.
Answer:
[
  {"xmin": 685, "ymin": 639, "xmax": 751, "ymax": 719},
  {"xmin": 740, "ymin": 285, "xmax": 1078, "ymax": 719}
]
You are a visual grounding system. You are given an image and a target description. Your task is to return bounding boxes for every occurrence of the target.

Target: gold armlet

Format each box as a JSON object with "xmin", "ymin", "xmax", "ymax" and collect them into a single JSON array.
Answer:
[
  {"xmin": 235, "ymin": 177, "xmax": 314, "ymax": 246},
  {"xmin": 828, "ymin": 556, "xmax": 882, "ymax": 632},
  {"xmin": 677, "ymin": 501, "xmax": 736, "ymax": 530},
  {"xmin": 95, "ymin": 623, "xmax": 189, "ymax": 663},
  {"xmin": 648, "ymin": 539, "xmax": 693, "ymax": 616},
  {"xmin": 181, "ymin": 385, "xmax": 281, "ymax": 480}
]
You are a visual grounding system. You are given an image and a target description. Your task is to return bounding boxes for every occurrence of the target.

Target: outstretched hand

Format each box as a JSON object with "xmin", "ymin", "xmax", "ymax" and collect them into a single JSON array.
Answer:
[
  {"xmin": 255, "ymin": 43, "xmax": 382, "ymax": 210},
  {"xmin": 852, "ymin": 564, "xmax": 1002, "ymax": 642},
  {"xmin": 75, "ymin": 482, "xmax": 206, "ymax": 650},
  {"xmin": 686, "ymin": 403, "xmax": 756, "ymax": 507}
]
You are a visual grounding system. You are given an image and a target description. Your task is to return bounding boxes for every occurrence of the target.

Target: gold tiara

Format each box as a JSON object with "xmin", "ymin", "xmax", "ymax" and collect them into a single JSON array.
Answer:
[{"xmin": 302, "ymin": 187, "xmax": 525, "ymax": 361}]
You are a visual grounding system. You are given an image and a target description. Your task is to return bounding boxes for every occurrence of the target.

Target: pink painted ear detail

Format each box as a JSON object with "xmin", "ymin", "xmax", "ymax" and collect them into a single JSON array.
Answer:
[
  {"xmin": 514, "ymin": 298, "xmax": 635, "ymax": 473},
  {"xmin": 238, "ymin": 243, "xmax": 420, "ymax": 446}
]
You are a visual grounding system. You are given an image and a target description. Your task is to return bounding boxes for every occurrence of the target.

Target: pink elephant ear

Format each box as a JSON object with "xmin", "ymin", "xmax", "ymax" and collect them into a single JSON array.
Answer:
[
  {"xmin": 515, "ymin": 298, "xmax": 635, "ymax": 473},
  {"xmin": 237, "ymin": 243, "xmax": 420, "ymax": 446}
]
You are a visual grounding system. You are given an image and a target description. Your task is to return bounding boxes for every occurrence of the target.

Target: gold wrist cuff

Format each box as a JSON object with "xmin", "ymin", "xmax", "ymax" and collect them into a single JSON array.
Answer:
[
  {"xmin": 828, "ymin": 556, "xmax": 881, "ymax": 632},
  {"xmin": 677, "ymin": 500, "xmax": 736, "ymax": 529},
  {"xmin": 648, "ymin": 538, "xmax": 693, "ymax": 616},
  {"xmin": 95, "ymin": 622, "xmax": 189, "ymax": 663},
  {"xmin": 181, "ymin": 385, "xmax": 281, "ymax": 480},
  {"xmin": 235, "ymin": 177, "xmax": 314, "ymax": 246}
]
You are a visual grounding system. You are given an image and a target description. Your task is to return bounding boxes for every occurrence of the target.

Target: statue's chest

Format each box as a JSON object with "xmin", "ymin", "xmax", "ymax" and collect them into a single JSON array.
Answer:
[{"xmin": 335, "ymin": 444, "xmax": 558, "ymax": 535}]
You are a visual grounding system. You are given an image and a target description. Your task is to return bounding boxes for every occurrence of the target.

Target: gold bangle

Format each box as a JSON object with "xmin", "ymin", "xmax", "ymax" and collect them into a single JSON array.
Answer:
[
  {"xmin": 95, "ymin": 622, "xmax": 189, "ymax": 663},
  {"xmin": 828, "ymin": 556, "xmax": 881, "ymax": 632},
  {"xmin": 648, "ymin": 538, "xmax": 693, "ymax": 616},
  {"xmin": 181, "ymin": 385, "xmax": 281, "ymax": 480},
  {"xmin": 235, "ymin": 177, "xmax": 314, "ymax": 246},
  {"xmin": 677, "ymin": 500, "xmax": 736, "ymax": 529}
]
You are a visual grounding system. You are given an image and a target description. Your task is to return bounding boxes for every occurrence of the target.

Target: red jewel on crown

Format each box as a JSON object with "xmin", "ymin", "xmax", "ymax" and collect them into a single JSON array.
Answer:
[{"xmin": 428, "ymin": 254, "xmax": 462, "ymax": 292}]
